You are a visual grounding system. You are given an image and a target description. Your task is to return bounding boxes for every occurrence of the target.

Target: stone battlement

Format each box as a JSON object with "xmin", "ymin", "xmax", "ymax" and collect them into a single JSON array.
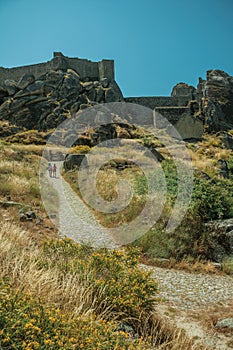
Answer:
[{"xmin": 0, "ymin": 52, "xmax": 115, "ymax": 85}]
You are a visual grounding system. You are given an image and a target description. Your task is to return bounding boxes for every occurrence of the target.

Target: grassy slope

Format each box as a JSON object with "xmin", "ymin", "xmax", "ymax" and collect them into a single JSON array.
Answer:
[{"xmin": 64, "ymin": 134, "xmax": 233, "ymax": 267}]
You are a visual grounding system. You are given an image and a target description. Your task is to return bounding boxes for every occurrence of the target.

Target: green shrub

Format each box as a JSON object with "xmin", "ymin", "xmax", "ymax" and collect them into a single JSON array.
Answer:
[
  {"xmin": 191, "ymin": 177, "xmax": 233, "ymax": 221},
  {"xmin": 68, "ymin": 145, "xmax": 91, "ymax": 154},
  {"xmin": 222, "ymin": 257, "xmax": 233, "ymax": 274}
]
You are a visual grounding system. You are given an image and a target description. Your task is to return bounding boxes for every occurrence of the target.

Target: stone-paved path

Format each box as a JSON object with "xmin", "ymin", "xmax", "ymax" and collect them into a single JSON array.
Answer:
[
  {"xmin": 47, "ymin": 161, "xmax": 118, "ymax": 249},
  {"xmin": 140, "ymin": 264, "xmax": 233, "ymax": 310}
]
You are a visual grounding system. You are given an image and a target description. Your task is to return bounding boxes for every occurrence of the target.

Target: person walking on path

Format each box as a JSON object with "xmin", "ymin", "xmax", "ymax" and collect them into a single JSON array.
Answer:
[
  {"xmin": 47, "ymin": 163, "xmax": 52, "ymax": 177},
  {"xmin": 52, "ymin": 163, "xmax": 57, "ymax": 178}
]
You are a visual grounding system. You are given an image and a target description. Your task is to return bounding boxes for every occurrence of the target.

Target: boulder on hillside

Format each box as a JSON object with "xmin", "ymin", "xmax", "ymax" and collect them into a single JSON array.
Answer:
[
  {"xmin": 0, "ymin": 86, "xmax": 9, "ymax": 102},
  {"xmin": 198, "ymin": 70, "xmax": 233, "ymax": 131},
  {"xmin": 204, "ymin": 218, "xmax": 233, "ymax": 262},
  {"xmin": 174, "ymin": 114, "xmax": 203, "ymax": 140},
  {"xmin": 100, "ymin": 77, "xmax": 109, "ymax": 88},
  {"xmin": 222, "ymin": 132, "xmax": 233, "ymax": 150},
  {"xmin": 216, "ymin": 318, "xmax": 233, "ymax": 331},
  {"xmin": 63, "ymin": 153, "xmax": 88, "ymax": 170},
  {"xmin": 59, "ymin": 70, "xmax": 82, "ymax": 99},
  {"xmin": 4, "ymin": 79, "xmax": 18, "ymax": 95},
  {"xmin": 17, "ymin": 73, "xmax": 35, "ymax": 90},
  {"xmin": 171, "ymin": 82, "xmax": 196, "ymax": 98}
]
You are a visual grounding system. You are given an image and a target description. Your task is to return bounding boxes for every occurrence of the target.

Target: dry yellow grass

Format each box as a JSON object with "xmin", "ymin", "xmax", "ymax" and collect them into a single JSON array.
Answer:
[
  {"xmin": 0, "ymin": 220, "xmax": 210, "ymax": 349},
  {"xmin": 0, "ymin": 221, "xmax": 105, "ymax": 318}
]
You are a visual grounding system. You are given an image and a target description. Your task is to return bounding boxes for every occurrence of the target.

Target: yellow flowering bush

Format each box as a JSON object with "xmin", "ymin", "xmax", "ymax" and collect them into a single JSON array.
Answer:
[
  {"xmin": 0, "ymin": 280, "xmax": 152, "ymax": 349},
  {"xmin": 0, "ymin": 281, "xmax": 73, "ymax": 349}
]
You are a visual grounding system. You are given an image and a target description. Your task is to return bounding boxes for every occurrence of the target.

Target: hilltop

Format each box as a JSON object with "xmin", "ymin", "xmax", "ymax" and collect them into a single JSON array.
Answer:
[
  {"xmin": 0, "ymin": 52, "xmax": 233, "ymax": 142},
  {"xmin": 0, "ymin": 53, "xmax": 233, "ymax": 349}
]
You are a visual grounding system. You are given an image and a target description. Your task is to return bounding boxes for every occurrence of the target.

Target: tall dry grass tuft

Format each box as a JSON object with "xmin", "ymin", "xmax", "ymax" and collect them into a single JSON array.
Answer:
[
  {"xmin": 137, "ymin": 312, "xmax": 209, "ymax": 350},
  {"xmin": 0, "ymin": 222, "xmax": 106, "ymax": 319}
]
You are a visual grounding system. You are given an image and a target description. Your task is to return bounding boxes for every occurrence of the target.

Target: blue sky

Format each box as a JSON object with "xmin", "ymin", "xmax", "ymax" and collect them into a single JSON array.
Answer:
[{"xmin": 0, "ymin": 0, "xmax": 233, "ymax": 97}]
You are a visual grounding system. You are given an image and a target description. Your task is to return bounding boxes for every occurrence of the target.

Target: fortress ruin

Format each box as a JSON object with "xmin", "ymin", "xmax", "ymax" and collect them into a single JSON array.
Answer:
[
  {"xmin": 0, "ymin": 52, "xmax": 231, "ymax": 139},
  {"xmin": 0, "ymin": 52, "xmax": 115, "ymax": 85}
]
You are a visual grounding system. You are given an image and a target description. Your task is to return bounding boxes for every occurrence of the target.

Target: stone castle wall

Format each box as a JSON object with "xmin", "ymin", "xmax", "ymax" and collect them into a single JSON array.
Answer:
[
  {"xmin": 154, "ymin": 106, "xmax": 190, "ymax": 125},
  {"xmin": 0, "ymin": 52, "xmax": 115, "ymax": 86},
  {"xmin": 0, "ymin": 62, "xmax": 52, "ymax": 85},
  {"xmin": 124, "ymin": 96, "xmax": 191, "ymax": 109}
]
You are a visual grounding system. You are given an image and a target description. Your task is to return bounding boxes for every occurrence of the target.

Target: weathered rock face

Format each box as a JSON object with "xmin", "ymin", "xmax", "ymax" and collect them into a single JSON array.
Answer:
[
  {"xmin": 0, "ymin": 68, "xmax": 123, "ymax": 131},
  {"xmin": 171, "ymin": 82, "xmax": 196, "ymax": 99},
  {"xmin": 222, "ymin": 132, "xmax": 233, "ymax": 150},
  {"xmin": 71, "ymin": 122, "xmax": 137, "ymax": 147},
  {"xmin": 63, "ymin": 153, "xmax": 87, "ymax": 170},
  {"xmin": 174, "ymin": 114, "xmax": 203, "ymax": 140},
  {"xmin": 197, "ymin": 70, "xmax": 233, "ymax": 131},
  {"xmin": 159, "ymin": 70, "xmax": 233, "ymax": 136},
  {"xmin": 216, "ymin": 318, "xmax": 233, "ymax": 331},
  {"xmin": 17, "ymin": 73, "xmax": 35, "ymax": 90},
  {"xmin": 204, "ymin": 218, "xmax": 233, "ymax": 262}
]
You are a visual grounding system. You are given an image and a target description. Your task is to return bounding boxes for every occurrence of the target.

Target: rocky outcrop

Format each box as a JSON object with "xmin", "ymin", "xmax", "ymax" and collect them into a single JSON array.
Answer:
[
  {"xmin": 216, "ymin": 318, "xmax": 233, "ymax": 331},
  {"xmin": 154, "ymin": 70, "xmax": 233, "ymax": 136},
  {"xmin": 171, "ymin": 82, "xmax": 196, "ymax": 99},
  {"xmin": 197, "ymin": 70, "xmax": 233, "ymax": 132},
  {"xmin": 204, "ymin": 218, "xmax": 233, "ymax": 262},
  {"xmin": 126, "ymin": 69, "xmax": 233, "ymax": 138},
  {"xmin": 71, "ymin": 122, "xmax": 138, "ymax": 147},
  {"xmin": 222, "ymin": 132, "xmax": 233, "ymax": 150},
  {"xmin": 173, "ymin": 113, "xmax": 203, "ymax": 140},
  {"xmin": 63, "ymin": 154, "xmax": 87, "ymax": 171},
  {"xmin": 0, "ymin": 68, "xmax": 123, "ymax": 131}
]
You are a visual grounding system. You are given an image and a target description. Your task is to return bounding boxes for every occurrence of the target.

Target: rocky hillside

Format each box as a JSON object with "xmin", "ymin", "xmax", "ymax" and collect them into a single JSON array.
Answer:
[
  {"xmin": 196, "ymin": 69, "xmax": 233, "ymax": 132},
  {"xmin": 0, "ymin": 69, "xmax": 123, "ymax": 131},
  {"xmin": 0, "ymin": 63, "xmax": 233, "ymax": 138}
]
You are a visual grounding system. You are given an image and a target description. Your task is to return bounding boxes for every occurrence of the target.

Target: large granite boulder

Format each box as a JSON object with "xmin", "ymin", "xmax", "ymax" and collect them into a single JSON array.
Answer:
[
  {"xmin": 0, "ymin": 67, "xmax": 124, "ymax": 131},
  {"xmin": 222, "ymin": 132, "xmax": 233, "ymax": 150},
  {"xmin": 171, "ymin": 82, "xmax": 196, "ymax": 99},
  {"xmin": 4, "ymin": 79, "xmax": 19, "ymax": 95},
  {"xmin": 63, "ymin": 153, "xmax": 88, "ymax": 170},
  {"xmin": 204, "ymin": 218, "xmax": 233, "ymax": 262},
  {"xmin": 174, "ymin": 114, "xmax": 203, "ymax": 140},
  {"xmin": 216, "ymin": 318, "xmax": 233, "ymax": 331},
  {"xmin": 198, "ymin": 70, "xmax": 233, "ymax": 131},
  {"xmin": 59, "ymin": 69, "xmax": 82, "ymax": 98},
  {"xmin": 17, "ymin": 73, "xmax": 35, "ymax": 90}
]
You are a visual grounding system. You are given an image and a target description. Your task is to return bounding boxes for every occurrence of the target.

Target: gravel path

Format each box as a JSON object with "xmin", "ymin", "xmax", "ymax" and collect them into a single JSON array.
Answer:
[{"xmin": 47, "ymin": 162, "xmax": 233, "ymax": 312}]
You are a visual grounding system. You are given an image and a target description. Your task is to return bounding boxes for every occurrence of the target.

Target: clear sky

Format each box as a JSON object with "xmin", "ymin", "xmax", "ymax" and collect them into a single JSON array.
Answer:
[{"xmin": 0, "ymin": 0, "xmax": 233, "ymax": 97}]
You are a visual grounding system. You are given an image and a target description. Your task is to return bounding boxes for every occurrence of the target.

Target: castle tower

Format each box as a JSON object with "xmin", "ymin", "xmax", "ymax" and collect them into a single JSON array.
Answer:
[{"xmin": 98, "ymin": 59, "xmax": 115, "ymax": 80}]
